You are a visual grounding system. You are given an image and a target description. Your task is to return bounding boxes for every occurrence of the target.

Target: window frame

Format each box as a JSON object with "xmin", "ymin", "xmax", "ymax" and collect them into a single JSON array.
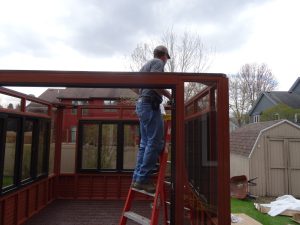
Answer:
[
  {"xmin": 0, "ymin": 114, "xmax": 7, "ymax": 192},
  {"xmin": 72, "ymin": 100, "xmax": 89, "ymax": 115},
  {"xmin": 273, "ymin": 113, "xmax": 280, "ymax": 120},
  {"xmin": 0, "ymin": 112, "xmax": 51, "ymax": 195},
  {"xmin": 295, "ymin": 113, "xmax": 300, "ymax": 123},
  {"xmin": 19, "ymin": 118, "xmax": 38, "ymax": 185},
  {"xmin": 253, "ymin": 115, "xmax": 260, "ymax": 123},
  {"xmin": 70, "ymin": 126, "xmax": 77, "ymax": 143},
  {"xmin": 2, "ymin": 115, "xmax": 22, "ymax": 192},
  {"xmin": 36, "ymin": 119, "xmax": 51, "ymax": 178},
  {"xmin": 103, "ymin": 99, "xmax": 117, "ymax": 112},
  {"xmin": 77, "ymin": 120, "xmax": 139, "ymax": 173}
]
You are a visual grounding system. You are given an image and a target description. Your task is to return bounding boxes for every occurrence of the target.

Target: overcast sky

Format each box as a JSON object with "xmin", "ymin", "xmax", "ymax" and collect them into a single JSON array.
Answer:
[{"xmin": 1, "ymin": 0, "xmax": 299, "ymax": 95}]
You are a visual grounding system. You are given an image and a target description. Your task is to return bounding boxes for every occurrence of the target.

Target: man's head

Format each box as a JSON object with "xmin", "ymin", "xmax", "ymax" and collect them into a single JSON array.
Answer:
[{"xmin": 153, "ymin": 45, "xmax": 170, "ymax": 62}]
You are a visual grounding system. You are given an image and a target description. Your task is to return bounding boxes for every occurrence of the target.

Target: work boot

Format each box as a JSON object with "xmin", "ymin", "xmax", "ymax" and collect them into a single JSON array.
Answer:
[{"xmin": 133, "ymin": 180, "xmax": 156, "ymax": 193}]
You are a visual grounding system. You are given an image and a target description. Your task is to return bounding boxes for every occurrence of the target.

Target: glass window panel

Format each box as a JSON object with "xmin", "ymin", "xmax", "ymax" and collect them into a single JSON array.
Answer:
[
  {"xmin": 123, "ymin": 124, "xmax": 139, "ymax": 169},
  {"xmin": 0, "ymin": 94, "xmax": 21, "ymax": 111},
  {"xmin": 103, "ymin": 100, "xmax": 117, "ymax": 112},
  {"xmin": 72, "ymin": 100, "xmax": 88, "ymax": 115},
  {"xmin": 3, "ymin": 118, "xmax": 18, "ymax": 188},
  {"xmin": 196, "ymin": 95, "xmax": 209, "ymax": 112},
  {"xmin": 71, "ymin": 126, "xmax": 77, "ymax": 143},
  {"xmin": 48, "ymin": 119, "xmax": 55, "ymax": 174},
  {"xmin": 22, "ymin": 120, "xmax": 34, "ymax": 180},
  {"xmin": 100, "ymin": 124, "xmax": 117, "ymax": 169},
  {"xmin": 184, "ymin": 83, "xmax": 219, "ymax": 221},
  {"xmin": 26, "ymin": 100, "xmax": 48, "ymax": 115},
  {"xmin": 37, "ymin": 121, "xmax": 47, "ymax": 175},
  {"xmin": 81, "ymin": 124, "xmax": 98, "ymax": 169}
]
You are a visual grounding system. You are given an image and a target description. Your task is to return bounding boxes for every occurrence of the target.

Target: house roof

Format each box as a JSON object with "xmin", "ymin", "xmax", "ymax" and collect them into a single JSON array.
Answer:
[
  {"xmin": 263, "ymin": 91, "xmax": 300, "ymax": 108},
  {"xmin": 230, "ymin": 120, "xmax": 285, "ymax": 157},
  {"xmin": 249, "ymin": 91, "xmax": 300, "ymax": 115},
  {"xmin": 289, "ymin": 77, "xmax": 300, "ymax": 92},
  {"xmin": 38, "ymin": 89, "xmax": 63, "ymax": 103},
  {"xmin": 38, "ymin": 88, "xmax": 137, "ymax": 103}
]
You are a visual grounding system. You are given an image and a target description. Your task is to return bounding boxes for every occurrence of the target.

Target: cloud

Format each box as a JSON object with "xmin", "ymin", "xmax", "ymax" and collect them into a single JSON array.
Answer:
[
  {"xmin": 59, "ymin": 0, "xmax": 165, "ymax": 56},
  {"xmin": 160, "ymin": 0, "xmax": 274, "ymax": 52},
  {"xmin": 0, "ymin": 0, "xmax": 280, "ymax": 60},
  {"xmin": 1, "ymin": 0, "xmax": 299, "ymax": 94},
  {"xmin": 0, "ymin": 25, "xmax": 50, "ymax": 57}
]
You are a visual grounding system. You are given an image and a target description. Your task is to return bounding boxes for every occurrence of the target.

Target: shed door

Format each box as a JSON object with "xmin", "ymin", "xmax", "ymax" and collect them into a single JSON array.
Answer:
[
  {"xmin": 267, "ymin": 138, "xmax": 300, "ymax": 197},
  {"xmin": 288, "ymin": 140, "xmax": 300, "ymax": 197},
  {"xmin": 267, "ymin": 139, "xmax": 287, "ymax": 196}
]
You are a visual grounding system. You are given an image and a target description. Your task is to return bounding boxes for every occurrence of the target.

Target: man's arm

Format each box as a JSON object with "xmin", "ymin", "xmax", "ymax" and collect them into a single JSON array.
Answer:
[
  {"xmin": 150, "ymin": 60, "xmax": 171, "ymax": 99},
  {"xmin": 154, "ymin": 89, "xmax": 171, "ymax": 99}
]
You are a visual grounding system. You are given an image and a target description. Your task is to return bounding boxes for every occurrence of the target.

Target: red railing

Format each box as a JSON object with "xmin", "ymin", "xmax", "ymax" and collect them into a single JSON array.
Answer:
[
  {"xmin": 0, "ymin": 175, "xmax": 56, "ymax": 225},
  {"xmin": 0, "ymin": 87, "xmax": 53, "ymax": 118}
]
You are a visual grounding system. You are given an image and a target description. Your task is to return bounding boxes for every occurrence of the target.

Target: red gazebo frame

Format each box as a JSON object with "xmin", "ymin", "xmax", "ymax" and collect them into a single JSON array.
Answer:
[{"xmin": 0, "ymin": 70, "xmax": 230, "ymax": 225}]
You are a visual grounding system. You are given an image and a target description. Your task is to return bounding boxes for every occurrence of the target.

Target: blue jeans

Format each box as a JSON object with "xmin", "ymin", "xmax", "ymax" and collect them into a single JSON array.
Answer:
[{"xmin": 133, "ymin": 100, "xmax": 164, "ymax": 183}]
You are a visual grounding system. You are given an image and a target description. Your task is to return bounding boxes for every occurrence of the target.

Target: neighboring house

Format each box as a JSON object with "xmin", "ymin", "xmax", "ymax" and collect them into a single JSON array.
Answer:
[
  {"xmin": 230, "ymin": 119, "xmax": 300, "ymax": 197},
  {"xmin": 31, "ymin": 88, "xmax": 138, "ymax": 143},
  {"xmin": 249, "ymin": 77, "xmax": 300, "ymax": 123}
]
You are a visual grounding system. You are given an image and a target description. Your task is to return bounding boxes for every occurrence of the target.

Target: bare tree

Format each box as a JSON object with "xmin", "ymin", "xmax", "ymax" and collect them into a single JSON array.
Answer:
[
  {"xmin": 129, "ymin": 29, "xmax": 213, "ymax": 73},
  {"xmin": 129, "ymin": 43, "xmax": 152, "ymax": 72},
  {"xmin": 128, "ymin": 28, "xmax": 214, "ymax": 100},
  {"xmin": 229, "ymin": 63, "xmax": 278, "ymax": 127},
  {"xmin": 238, "ymin": 63, "xmax": 278, "ymax": 106},
  {"xmin": 229, "ymin": 74, "xmax": 251, "ymax": 127}
]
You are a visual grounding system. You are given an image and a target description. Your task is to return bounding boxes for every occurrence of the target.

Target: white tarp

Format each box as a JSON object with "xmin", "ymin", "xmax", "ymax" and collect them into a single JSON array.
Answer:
[{"xmin": 260, "ymin": 195, "xmax": 300, "ymax": 216}]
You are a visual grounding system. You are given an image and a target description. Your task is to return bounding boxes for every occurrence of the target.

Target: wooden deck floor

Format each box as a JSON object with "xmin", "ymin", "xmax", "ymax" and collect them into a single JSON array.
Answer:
[{"xmin": 23, "ymin": 199, "xmax": 158, "ymax": 225}]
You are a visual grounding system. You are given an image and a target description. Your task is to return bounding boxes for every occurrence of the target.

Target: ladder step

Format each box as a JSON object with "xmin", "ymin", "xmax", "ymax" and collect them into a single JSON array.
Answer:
[
  {"xmin": 131, "ymin": 188, "xmax": 155, "ymax": 197},
  {"xmin": 164, "ymin": 180, "xmax": 171, "ymax": 185},
  {"xmin": 157, "ymin": 160, "xmax": 171, "ymax": 165},
  {"xmin": 165, "ymin": 201, "xmax": 191, "ymax": 211},
  {"xmin": 124, "ymin": 211, "xmax": 150, "ymax": 225}
]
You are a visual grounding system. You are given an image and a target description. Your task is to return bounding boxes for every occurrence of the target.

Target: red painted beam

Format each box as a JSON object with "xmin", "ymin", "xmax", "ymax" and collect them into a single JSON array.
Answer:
[{"xmin": 217, "ymin": 77, "xmax": 230, "ymax": 225}]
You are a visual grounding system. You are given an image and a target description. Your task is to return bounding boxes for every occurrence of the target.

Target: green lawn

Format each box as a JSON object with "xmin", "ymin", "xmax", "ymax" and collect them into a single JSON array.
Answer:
[
  {"xmin": 2, "ymin": 176, "xmax": 13, "ymax": 187},
  {"xmin": 231, "ymin": 198, "xmax": 298, "ymax": 225}
]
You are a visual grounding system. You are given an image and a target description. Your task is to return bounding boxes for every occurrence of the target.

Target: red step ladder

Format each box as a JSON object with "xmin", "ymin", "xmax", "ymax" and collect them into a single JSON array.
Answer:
[{"xmin": 119, "ymin": 121, "xmax": 171, "ymax": 225}]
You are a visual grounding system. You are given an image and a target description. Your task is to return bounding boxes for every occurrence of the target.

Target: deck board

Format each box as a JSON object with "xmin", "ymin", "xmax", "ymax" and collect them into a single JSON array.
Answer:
[{"xmin": 23, "ymin": 199, "xmax": 158, "ymax": 225}]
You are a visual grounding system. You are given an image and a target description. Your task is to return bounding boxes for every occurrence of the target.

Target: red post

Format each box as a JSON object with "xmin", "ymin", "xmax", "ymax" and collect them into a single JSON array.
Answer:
[
  {"xmin": 175, "ymin": 81, "xmax": 185, "ymax": 225},
  {"xmin": 21, "ymin": 97, "xmax": 26, "ymax": 112},
  {"xmin": 54, "ymin": 107, "xmax": 64, "ymax": 175},
  {"xmin": 217, "ymin": 77, "xmax": 230, "ymax": 224}
]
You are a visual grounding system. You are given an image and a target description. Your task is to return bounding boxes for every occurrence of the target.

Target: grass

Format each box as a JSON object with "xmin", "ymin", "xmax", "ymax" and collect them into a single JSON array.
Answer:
[
  {"xmin": 231, "ymin": 198, "xmax": 298, "ymax": 225},
  {"xmin": 2, "ymin": 176, "xmax": 14, "ymax": 187}
]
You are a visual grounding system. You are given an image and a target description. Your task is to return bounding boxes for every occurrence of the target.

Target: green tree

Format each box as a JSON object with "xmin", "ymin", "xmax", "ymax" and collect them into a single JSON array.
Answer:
[
  {"xmin": 260, "ymin": 103, "xmax": 300, "ymax": 122},
  {"xmin": 8, "ymin": 103, "xmax": 14, "ymax": 109}
]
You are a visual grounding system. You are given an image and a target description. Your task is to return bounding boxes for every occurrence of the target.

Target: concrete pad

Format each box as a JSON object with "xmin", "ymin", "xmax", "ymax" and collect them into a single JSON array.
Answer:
[{"xmin": 231, "ymin": 213, "xmax": 262, "ymax": 225}]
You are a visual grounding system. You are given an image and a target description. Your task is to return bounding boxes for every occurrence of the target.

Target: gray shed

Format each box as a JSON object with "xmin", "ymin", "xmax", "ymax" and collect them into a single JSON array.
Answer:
[{"xmin": 230, "ymin": 120, "xmax": 300, "ymax": 197}]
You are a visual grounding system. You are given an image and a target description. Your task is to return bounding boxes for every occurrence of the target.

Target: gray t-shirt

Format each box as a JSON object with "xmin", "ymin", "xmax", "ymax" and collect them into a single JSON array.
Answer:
[{"xmin": 139, "ymin": 58, "xmax": 165, "ymax": 103}]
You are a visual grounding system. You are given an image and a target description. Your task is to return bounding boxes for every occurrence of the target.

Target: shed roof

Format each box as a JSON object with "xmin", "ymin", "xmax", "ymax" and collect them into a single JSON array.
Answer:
[{"xmin": 230, "ymin": 120, "xmax": 285, "ymax": 157}]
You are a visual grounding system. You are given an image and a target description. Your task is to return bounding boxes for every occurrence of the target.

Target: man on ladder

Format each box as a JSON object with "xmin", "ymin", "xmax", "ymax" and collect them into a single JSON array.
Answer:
[
  {"xmin": 119, "ymin": 46, "xmax": 172, "ymax": 225},
  {"xmin": 132, "ymin": 45, "xmax": 171, "ymax": 193}
]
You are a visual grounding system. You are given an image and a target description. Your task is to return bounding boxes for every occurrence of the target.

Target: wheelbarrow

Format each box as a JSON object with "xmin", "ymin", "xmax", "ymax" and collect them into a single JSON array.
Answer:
[{"xmin": 230, "ymin": 175, "xmax": 257, "ymax": 199}]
